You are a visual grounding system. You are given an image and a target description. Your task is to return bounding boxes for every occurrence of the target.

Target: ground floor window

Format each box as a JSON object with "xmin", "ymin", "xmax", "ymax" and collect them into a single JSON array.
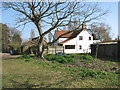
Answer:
[
  {"xmin": 79, "ymin": 45, "xmax": 82, "ymax": 49},
  {"xmin": 65, "ymin": 45, "xmax": 75, "ymax": 49}
]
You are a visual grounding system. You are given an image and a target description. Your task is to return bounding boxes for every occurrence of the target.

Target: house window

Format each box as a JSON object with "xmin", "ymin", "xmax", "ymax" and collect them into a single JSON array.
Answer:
[
  {"xmin": 89, "ymin": 36, "xmax": 91, "ymax": 40},
  {"xmin": 79, "ymin": 45, "xmax": 82, "ymax": 50},
  {"xmin": 79, "ymin": 36, "xmax": 83, "ymax": 40},
  {"xmin": 65, "ymin": 45, "xmax": 75, "ymax": 49}
]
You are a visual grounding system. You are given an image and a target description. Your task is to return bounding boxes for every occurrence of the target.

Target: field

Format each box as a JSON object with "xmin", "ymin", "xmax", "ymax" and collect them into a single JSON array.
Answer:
[{"xmin": 2, "ymin": 54, "xmax": 120, "ymax": 88}]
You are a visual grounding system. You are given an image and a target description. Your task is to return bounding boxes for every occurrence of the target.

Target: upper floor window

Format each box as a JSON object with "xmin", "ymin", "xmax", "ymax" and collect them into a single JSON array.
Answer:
[
  {"xmin": 79, "ymin": 36, "xmax": 83, "ymax": 40},
  {"xmin": 89, "ymin": 36, "xmax": 91, "ymax": 40}
]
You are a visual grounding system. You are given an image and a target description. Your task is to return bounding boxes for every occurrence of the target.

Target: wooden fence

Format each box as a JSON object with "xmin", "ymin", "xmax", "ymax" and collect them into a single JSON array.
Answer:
[
  {"xmin": 91, "ymin": 41, "xmax": 120, "ymax": 60},
  {"xmin": 22, "ymin": 45, "xmax": 64, "ymax": 55},
  {"xmin": 44, "ymin": 46, "xmax": 64, "ymax": 54}
]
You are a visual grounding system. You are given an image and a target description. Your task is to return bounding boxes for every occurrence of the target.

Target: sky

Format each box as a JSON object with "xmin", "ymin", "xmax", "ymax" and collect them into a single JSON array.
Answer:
[
  {"xmin": 98, "ymin": 2, "xmax": 118, "ymax": 39},
  {"xmin": 1, "ymin": 1, "xmax": 118, "ymax": 41},
  {"xmin": 118, "ymin": 2, "xmax": 120, "ymax": 37}
]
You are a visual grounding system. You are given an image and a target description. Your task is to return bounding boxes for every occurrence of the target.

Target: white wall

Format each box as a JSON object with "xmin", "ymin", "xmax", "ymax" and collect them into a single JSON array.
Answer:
[
  {"xmin": 76, "ymin": 30, "xmax": 93, "ymax": 53},
  {"xmin": 63, "ymin": 30, "xmax": 93, "ymax": 53},
  {"xmin": 63, "ymin": 38, "xmax": 76, "ymax": 53},
  {"xmin": 53, "ymin": 38, "xmax": 68, "ymax": 45},
  {"xmin": 58, "ymin": 38, "xmax": 68, "ymax": 43}
]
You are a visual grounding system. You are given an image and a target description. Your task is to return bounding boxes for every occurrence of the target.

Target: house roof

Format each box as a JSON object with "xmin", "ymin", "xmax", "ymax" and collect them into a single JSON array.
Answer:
[
  {"xmin": 58, "ymin": 30, "xmax": 82, "ymax": 45},
  {"xmin": 55, "ymin": 30, "xmax": 73, "ymax": 38}
]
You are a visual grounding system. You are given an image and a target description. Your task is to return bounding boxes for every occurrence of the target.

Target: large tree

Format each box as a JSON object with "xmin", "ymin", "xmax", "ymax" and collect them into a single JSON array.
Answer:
[
  {"xmin": 88, "ymin": 22, "xmax": 111, "ymax": 41},
  {"xmin": 0, "ymin": 23, "xmax": 22, "ymax": 53},
  {"xmin": 4, "ymin": 1, "xmax": 108, "ymax": 58},
  {"xmin": 0, "ymin": 23, "xmax": 10, "ymax": 53},
  {"xmin": 9, "ymin": 28, "xmax": 22, "ymax": 54}
]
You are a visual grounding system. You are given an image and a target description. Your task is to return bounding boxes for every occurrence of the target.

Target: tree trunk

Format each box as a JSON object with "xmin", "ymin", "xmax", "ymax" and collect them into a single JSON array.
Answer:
[{"xmin": 37, "ymin": 36, "xmax": 45, "ymax": 59}]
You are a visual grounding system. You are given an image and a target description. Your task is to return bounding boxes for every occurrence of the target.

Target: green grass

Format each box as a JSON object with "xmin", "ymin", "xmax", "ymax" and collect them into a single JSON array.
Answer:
[{"xmin": 2, "ymin": 55, "xmax": 120, "ymax": 88}]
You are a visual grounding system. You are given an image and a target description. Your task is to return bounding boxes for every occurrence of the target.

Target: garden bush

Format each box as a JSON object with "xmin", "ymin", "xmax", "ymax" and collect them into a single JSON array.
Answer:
[
  {"xmin": 19, "ymin": 54, "xmax": 31, "ymax": 59},
  {"xmin": 44, "ymin": 54, "xmax": 94, "ymax": 63},
  {"xmin": 25, "ymin": 59, "xmax": 32, "ymax": 62},
  {"xmin": 78, "ymin": 69, "xmax": 108, "ymax": 78},
  {"xmin": 44, "ymin": 54, "xmax": 74, "ymax": 63},
  {"xmin": 78, "ymin": 69, "xmax": 97, "ymax": 77},
  {"xmin": 79, "ymin": 54, "xmax": 94, "ymax": 60},
  {"xmin": 44, "ymin": 54, "xmax": 56, "ymax": 61}
]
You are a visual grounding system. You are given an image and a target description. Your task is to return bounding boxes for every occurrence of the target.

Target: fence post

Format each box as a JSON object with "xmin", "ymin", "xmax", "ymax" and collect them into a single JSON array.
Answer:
[
  {"xmin": 63, "ymin": 46, "xmax": 64, "ymax": 53},
  {"xmin": 118, "ymin": 41, "xmax": 120, "ymax": 60},
  {"xmin": 95, "ymin": 45, "xmax": 98, "ymax": 59},
  {"xmin": 55, "ymin": 46, "xmax": 56, "ymax": 54}
]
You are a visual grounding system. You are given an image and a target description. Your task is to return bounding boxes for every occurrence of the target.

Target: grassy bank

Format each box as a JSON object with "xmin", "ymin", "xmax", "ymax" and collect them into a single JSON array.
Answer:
[{"xmin": 2, "ymin": 54, "xmax": 120, "ymax": 88}]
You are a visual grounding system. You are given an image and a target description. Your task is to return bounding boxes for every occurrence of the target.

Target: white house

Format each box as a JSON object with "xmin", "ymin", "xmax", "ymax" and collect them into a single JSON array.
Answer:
[{"xmin": 53, "ymin": 23, "xmax": 98, "ymax": 53}]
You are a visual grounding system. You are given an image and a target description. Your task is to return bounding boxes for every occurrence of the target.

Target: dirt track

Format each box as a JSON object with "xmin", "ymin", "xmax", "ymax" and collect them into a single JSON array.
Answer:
[{"xmin": 0, "ymin": 53, "xmax": 21, "ymax": 59}]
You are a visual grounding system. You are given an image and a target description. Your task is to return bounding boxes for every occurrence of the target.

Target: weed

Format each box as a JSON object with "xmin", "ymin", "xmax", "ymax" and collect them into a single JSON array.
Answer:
[
  {"xmin": 19, "ymin": 54, "xmax": 31, "ymax": 59},
  {"xmin": 44, "ymin": 54, "xmax": 74, "ymax": 63}
]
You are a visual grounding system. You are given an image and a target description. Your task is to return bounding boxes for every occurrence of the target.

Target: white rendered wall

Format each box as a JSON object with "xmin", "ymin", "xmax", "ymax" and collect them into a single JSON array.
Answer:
[
  {"xmin": 58, "ymin": 38, "xmax": 68, "ymax": 43},
  {"xmin": 63, "ymin": 30, "xmax": 93, "ymax": 53},
  {"xmin": 63, "ymin": 38, "xmax": 77, "ymax": 53},
  {"xmin": 76, "ymin": 30, "xmax": 93, "ymax": 53}
]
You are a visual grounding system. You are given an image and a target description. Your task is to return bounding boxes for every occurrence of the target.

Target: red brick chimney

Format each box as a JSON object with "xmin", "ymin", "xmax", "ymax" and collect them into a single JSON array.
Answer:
[{"xmin": 82, "ymin": 22, "xmax": 86, "ymax": 30}]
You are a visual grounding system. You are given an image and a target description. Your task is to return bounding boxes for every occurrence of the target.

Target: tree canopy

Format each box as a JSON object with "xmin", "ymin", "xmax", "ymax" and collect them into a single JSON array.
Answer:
[
  {"xmin": 1, "ymin": 23, "xmax": 10, "ymax": 53},
  {"xmin": 88, "ymin": 22, "xmax": 111, "ymax": 41},
  {"xmin": 0, "ymin": 23, "xmax": 22, "ymax": 54}
]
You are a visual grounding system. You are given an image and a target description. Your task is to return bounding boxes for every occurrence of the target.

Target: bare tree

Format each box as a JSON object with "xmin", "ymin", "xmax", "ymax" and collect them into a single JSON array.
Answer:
[
  {"xmin": 68, "ymin": 17, "xmax": 80, "ymax": 30},
  {"xmin": 1, "ymin": 23, "xmax": 10, "ymax": 53},
  {"xmin": 48, "ymin": 31, "xmax": 52, "ymax": 42},
  {"xmin": 4, "ymin": 1, "xmax": 108, "ymax": 58},
  {"xmin": 63, "ymin": 26, "xmax": 67, "ymax": 31},
  {"xmin": 88, "ymin": 22, "xmax": 111, "ymax": 41},
  {"xmin": 30, "ymin": 29, "xmax": 35, "ymax": 40}
]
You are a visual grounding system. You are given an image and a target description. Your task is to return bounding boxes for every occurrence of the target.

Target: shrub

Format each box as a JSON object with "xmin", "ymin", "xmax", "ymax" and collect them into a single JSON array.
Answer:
[
  {"xmin": 19, "ymin": 54, "xmax": 31, "ymax": 59},
  {"xmin": 44, "ymin": 54, "xmax": 94, "ymax": 63},
  {"xmin": 44, "ymin": 54, "xmax": 74, "ymax": 63},
  {"xmin": 79, "ymin": 55, "xmax": 93, "ymax": 60},
  {"xmin": 82, "ymin": 70, "xmax": 97, "ymax": 77},
  {"xmin": 25, "ymin": 59, "xmax": 32, "ymax": 62},
  {"xmin": 97, "ymin": 71, "xmax": 107, "ymax": 75},
  {"xmin": 23, "ymin": 54, "xmax": 30, "ymax": 59},
  {"xmin": 85, "ymin": 55, "xmax": 94, "ymax": 60},
  {"xmin": 44, "ymin": 54, "xmax": 56, "ymax": 61},
  {"xmin": 78, "ymin": 69, "xmax": 107, "ymax": 78},
  {"xmin": 116, "ymin": 69, "xmax": 120, "ymax": 74}
]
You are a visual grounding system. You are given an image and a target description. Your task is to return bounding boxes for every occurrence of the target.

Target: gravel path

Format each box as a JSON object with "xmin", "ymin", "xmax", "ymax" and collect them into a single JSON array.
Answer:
[{"xmin": 0, "ymin": 53, "xmax": 21, "ymax": 59}]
